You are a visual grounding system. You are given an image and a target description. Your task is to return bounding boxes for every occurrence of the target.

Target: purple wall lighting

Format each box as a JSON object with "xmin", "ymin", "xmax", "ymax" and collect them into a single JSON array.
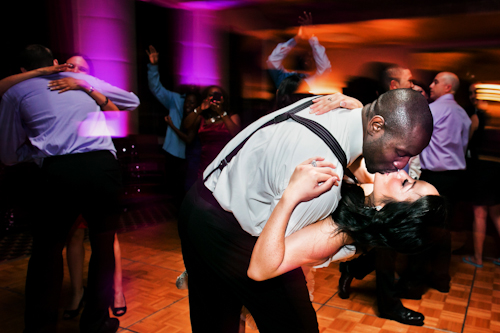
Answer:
[
  {"xmin": 74, "ymin": 0, "xmax": 137, "ymax": 136},
  {"xmin": 177, "ymin": 10, "xmax": 221, "ymax": 87}
]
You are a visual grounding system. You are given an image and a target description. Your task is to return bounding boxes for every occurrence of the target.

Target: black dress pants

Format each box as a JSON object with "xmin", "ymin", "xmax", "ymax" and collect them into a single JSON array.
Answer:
[
  {"xmin": 341, "ymin": 248, "xmax": 402, "ymax": 312},
  {"xmin": 24, "ymin": 151, "xmax": 122, "ymax": 333},
  {"xmin": 178, "ymin": 180, "xmax": 318, "ymax": 333},
  {"xmin": 401, "ymin": 169, "xmax": 463, "ymax": 287}
]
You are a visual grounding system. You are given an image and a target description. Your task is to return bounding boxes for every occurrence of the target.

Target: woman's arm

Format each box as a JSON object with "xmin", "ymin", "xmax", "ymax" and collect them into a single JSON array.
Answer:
[
  {"xmin": 165, "ymin": 115, "xmax": 191, "ymax": 142},
  {"xmin": 248, "ymin": 157, "xmax": 343, "ymax": 281},
  {"xmin": 0, "ymin": 64, "xmax": 70, "ymax": 97},
  {"xmin": 209, "ymin": 99, "xmax": 241, "ymax": 136},
  {"xmin": 309, "ymin": 93, "xmax": 363, "ymax": 115},
  {"xmin": 221, "ymin": 113, "xmax": 241, "ymax": 137},
  {"xmin": 181, "ymin": 109, "xmax": 203, "ymax": 144},
  {"xmin": 469, "ymin": 113, "xmax": 479, "ymax": 141},
  {"xmin": 47, "ymin": 77, "xmax": 119, "ymax": 111}
]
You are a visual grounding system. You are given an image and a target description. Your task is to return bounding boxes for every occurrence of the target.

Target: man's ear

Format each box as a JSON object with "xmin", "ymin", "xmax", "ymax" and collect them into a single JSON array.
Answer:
[
  {"xmin": 445, "ymin": 83, "xmax": 453, "ymax": 94},
  {"xmin": 367, "ymin": 115, "xmax": 385, "ymax": 136},
  {"xmin": 389, "ymin": 80, "xmax": 398, "ymax": 90},
  {"xmin": 53, "ymin": 59, "xmax": 59, "ymax": 66},
  {"xmin": 20, "ymin": 67, "xmax": 27, "ymax": 73}
]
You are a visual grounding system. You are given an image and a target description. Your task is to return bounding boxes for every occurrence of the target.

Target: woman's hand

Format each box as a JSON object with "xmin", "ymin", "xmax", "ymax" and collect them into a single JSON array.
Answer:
[
  {"xmin": 146, "ymin": 45, "xmax": 159, "ymax": 65},
  {"xmin": 48, "ymin": 77, "xmax": 88, "ymax": 93},
  {"xmin": 310, "ymin": 93, "xmax": 363, "ymax": 115},
  {"xmin": 283, "ymin": 157, "xmax": 339, "ymax": 205},
  {"xmin": 165, "ymin": 115, "xmax": 174, "ymax": 127},
  {"xmin": 36, "ymin": 63, "xmax": 71, "ymax": 76},
  {"xmin": 209, "ymin": 98, "xmax": 224, "ymax": 116}
]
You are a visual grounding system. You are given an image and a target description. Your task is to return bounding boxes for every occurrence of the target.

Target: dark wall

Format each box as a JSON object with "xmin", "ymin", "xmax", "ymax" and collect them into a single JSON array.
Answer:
[
  {"xmin": 0, "ymin": 1, "xmax": 51, "ymax": 78},
  {"xmin": 135, "ymin": 1, "xmax": 178, "ymax": 136}
]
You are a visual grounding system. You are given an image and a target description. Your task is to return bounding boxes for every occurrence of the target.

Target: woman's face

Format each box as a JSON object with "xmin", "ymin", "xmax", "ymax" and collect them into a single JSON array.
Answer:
[
  {"xmin": 184, "ymin": 94, "xmax": 197, "ymax": 113},
  {"xmin": 373, "ymin": 170, "xmax": 438, "ymax": 206},
  {"xmin": 206, "ymin": 87, "xmax": 223, "ymax": 103},
  {"xmin": 66, "ymin": 56, "xmax": 90, "ymax": 74}
]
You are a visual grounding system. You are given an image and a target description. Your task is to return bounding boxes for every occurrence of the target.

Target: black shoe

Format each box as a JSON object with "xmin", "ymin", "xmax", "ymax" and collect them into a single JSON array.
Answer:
[
  {"xmin": 338, "ymin": 264, "xmax": 354, "ymax": 299},
  {"xmin": 379, "ymin": 305, "xmax": 424, "ymax": 326},
  {"xmin": 62, "ymin": 287, "xmax": 86, "ymax": 320},
  {"xmin": 111, "ymin": 293, "xmax": 127, "ymax": 317},
  {"xmin": 97, "ymin": 318, "xmax": 120, "ymax": 333}
]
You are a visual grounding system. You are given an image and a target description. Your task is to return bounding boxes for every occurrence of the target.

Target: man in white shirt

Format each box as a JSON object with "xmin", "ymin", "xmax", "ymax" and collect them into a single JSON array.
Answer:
[{"xmin": 180, "ymin": 89, "xmax": 433, "ymax": 332}]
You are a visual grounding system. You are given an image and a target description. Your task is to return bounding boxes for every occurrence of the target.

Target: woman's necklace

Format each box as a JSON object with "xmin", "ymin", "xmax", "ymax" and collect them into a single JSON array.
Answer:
[{"xmin": 208, "ymin": 112, "xmax": 227, "ymax": 123}]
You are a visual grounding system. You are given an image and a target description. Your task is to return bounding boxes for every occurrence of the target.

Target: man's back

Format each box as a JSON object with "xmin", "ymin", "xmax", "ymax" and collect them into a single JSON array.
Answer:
[
  {"xmin": 205, "ymin": 97, "xmax": 363, "ymax": 237},
  {"xmin": 420, "ymin": 94, "xmax": 471, "ymax": 171},
  {"xmin": 1, "ymin": 72, "xmax": 117, "ymax": 165}
]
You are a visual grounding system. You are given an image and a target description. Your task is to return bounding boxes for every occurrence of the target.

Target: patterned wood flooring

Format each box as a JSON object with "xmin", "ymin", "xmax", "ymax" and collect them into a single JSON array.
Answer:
[{"xmin": 1, "ymin": 214, "xmax": 499, "ymax": 332}]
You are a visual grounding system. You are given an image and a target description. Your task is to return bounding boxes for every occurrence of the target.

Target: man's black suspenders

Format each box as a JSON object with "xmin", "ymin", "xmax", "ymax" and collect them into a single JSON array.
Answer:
[{"xmin": 204, "ymin": 99, "xmax": 347, "ymax": 182}]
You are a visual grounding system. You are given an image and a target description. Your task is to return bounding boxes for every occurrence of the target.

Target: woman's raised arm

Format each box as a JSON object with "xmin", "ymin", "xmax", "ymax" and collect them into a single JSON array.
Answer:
[
  {"xmin": 248, "ymin": 157, "xmax": 345, "ymax": 281},
  {"xmin": 0, "ymin": 63, "xmax": 70, "ymax": 97}
]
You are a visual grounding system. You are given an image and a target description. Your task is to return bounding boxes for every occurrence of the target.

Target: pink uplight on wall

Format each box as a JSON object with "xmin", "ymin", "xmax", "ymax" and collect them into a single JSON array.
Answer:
[
  {"xmin": 176, "ymin": 10, "xmax": 222, "ymax": 86},
  {"xmin": 73, "ymin": 0, "xmax": 138, "ymax": 136}
]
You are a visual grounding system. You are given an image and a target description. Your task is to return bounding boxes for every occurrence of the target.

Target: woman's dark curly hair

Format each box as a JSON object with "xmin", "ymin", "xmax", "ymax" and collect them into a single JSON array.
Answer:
[{"xmin": 332, "ymin": 183, "xmax": 447, "ymax": 254}]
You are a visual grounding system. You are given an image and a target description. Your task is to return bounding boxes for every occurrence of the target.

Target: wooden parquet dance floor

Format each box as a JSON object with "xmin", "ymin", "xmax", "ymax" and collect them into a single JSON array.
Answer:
[{"xmin": 1, "ymin": 213, "xmax": 500, "ymax": 332}]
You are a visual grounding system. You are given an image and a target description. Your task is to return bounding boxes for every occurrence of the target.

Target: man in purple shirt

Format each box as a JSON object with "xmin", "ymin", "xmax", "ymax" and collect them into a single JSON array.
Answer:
[
  {"xmin": 0, "ymin": 45, "xmax": 139, "ymax": 333},
  {"xmin": 398, "ymin": 71, "xmax": 471, "ymax": 299}
]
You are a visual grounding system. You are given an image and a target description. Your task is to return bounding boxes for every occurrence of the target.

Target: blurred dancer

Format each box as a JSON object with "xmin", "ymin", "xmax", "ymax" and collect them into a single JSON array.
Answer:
[
  {"xmin": 0, "ymin": 44, "xmax": 139, "ymax": 333},
  {"xmin": 462, "ymin": 83, "xmax": 500, "ymax": 268},
  {"xmin": 267, "ymin": 12, "xmax": 331, "ymax": 92}
]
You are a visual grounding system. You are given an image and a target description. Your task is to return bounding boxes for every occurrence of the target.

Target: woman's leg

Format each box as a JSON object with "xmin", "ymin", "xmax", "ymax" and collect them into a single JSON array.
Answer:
[
  {"xmin": 472, "ymin": 205, "xmax": 488, "ymax": 265},
  {"xmin": 113, "ymin": 234, "xmax": 126, "ymax": 312},
  {"xmin": 489, "ymin": 204, "xmax": 500, "ymax": 242},
  {"xmin": 66, "ymin": 227, "xmax": 86, "ymax": 310}
]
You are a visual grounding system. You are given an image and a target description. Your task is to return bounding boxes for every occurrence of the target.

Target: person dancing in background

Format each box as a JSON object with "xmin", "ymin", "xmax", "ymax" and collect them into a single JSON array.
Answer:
[
  {"xmin": 462, "ymin": 83, "xmax": 500, "ymax": 268},
  {"xmin": 181, "ymin": 85, "xmax": 241, "ymax": 177},
  {"xmin": 146, "ymin": 45, "xmax": 201, "ymax": 198},
  {"xmin": 267, "ymin": 12, "xmax": 332, "ymax": 92},
  {"xmin": 55, "ymin": 54, "xmax": 129, "ymax": 320},
  {"xmin": 0, "ymin": 50, "xmax": 137, "ymax": 326},
  {"xmin": 0, "ymin": 44, "xmax": 139, "ymax": 333}
]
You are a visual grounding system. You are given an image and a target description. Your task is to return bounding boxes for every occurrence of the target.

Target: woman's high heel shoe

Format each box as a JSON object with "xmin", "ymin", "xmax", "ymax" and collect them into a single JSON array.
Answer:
[
  {"xmin": 111, "ymin": 293, "xmax": 127, "ymax": 317},
  {"xmin": 63, "ymin": 287, "xmax": 86, "ymax": 320}
]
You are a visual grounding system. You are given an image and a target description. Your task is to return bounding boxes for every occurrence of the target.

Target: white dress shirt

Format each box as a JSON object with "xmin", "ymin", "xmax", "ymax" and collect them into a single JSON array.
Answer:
[{"xmin": 204, "ymin": 97, "xmax": 363, "ymax": 238}]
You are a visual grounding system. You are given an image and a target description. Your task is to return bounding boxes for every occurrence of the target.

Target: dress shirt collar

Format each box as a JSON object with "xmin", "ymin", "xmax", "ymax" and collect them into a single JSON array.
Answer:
[{"xmin": 431, "ymin": 93, "xmax": 454, "ymax": 104}]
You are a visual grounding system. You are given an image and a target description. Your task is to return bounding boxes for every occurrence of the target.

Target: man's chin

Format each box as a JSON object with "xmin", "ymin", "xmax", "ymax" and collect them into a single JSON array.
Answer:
[{"xmin": 367, "ymin": 166, "xmax": 397, "ymax": 174}]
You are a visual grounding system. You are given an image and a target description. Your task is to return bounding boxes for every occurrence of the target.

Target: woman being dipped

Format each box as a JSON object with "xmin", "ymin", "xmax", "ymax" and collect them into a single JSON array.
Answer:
[{"xmin": 248, "ymin": 157, "xmax": 446, "ymax": 282}]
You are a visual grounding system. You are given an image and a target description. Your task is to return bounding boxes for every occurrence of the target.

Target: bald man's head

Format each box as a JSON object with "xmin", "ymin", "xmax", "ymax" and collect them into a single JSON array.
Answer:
[
  {"xmin": 362, "ymin": 89, "xmax": 433, "ymax": 173},
  {"xmin": 383, "ymin": 66, "xmax": 414, "ymax": 91},
  {"xmin": 430, "ymin": 72, "xmax": 459, "ymax": 101}
]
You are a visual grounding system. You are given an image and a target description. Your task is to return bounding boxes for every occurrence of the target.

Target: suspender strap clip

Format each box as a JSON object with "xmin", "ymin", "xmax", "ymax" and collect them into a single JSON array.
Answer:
[
  {"xmin": 273, "ymin": 112, "xmax": 290, "ymax": 124},
  {"xmin": 219, "ymin": 158, "xmax": 228, "ymax": 170}
]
